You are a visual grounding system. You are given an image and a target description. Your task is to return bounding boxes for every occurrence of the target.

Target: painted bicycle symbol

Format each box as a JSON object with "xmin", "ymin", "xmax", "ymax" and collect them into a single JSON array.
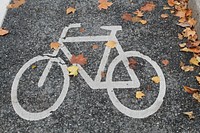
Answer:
[{"xmin": 11, "ymin": 23, "xmax": 166, "ymax": 121}]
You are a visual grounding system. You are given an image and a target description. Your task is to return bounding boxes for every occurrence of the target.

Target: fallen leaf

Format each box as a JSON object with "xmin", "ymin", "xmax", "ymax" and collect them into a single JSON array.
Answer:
[
  {"xmin": 140, "ymin": 20, "xmax": 147, "ymax": 24},
  {"xmin": 140, "ymin": 2, "xmax": 156, "ymax": 12},
  {"xmin": 168, "ymin": 0, "xmax": 175, "ymax": 7},
  {"xmin": 101, "ymin": 71, "xmax": 106, "ymax": 78},
  {"xmin": 193, "ymin": 92, "xmax": 200, "ymax": 102},
  {"xmin": 190, "ymin": 57, "xmax": 199, "ymax": 66},
  {"xmin": 98, "ymin": 0, "xmax": 113, "ymax": 10},
  {"xmin": 31, "ymin": 65, "xmax": 37, "ymax": 69},
  {"xmin": 162, "ymin": 59, "xmax": 169, "ymax": 66},
  {"xmin": 170, "ymin": 10, "xmax": 175, "ymax": 14},
  {"xmin": 105, "ymin": 41, "xmax": 116, "ymax": 48},
  {"xmin": 133, "ymin": 9, "xmax": 144, "ymax": 17},
  {"xmin": 175, "ymin": 10, "xmax": 187, "ymax": 18},
  {"xmin": 121, "ymin": 13, "xmax": 132, "ymax": 21},
  {"xmin": 187, "ymin": 18, "xmax": 197, "ymax": 27},
  {"xmin": 128, "ymin": 57, "xmax": 137, "ymax": 69},
  {"xmin": 185, "ymin": 9, "xmax": 192, "ymax": 17},
  {"xmin": 179, "ymin": 43, "xmax": 186, "ymax": 47},
  {"xmin": 191, "ymin": 41, "xmax": 200, "ymax": 47},
  {"xmin": 66, "ymin": 7, "xmax": 76, "ymax": 14},
  {"xmin": 183, "ymin": 111, "xmax": 195, "ymax": 119},
  {"xmin": 196, "ymin": 76, "xmax": 200, "ymax": 84},
  {"xmin": 70, "ymin": 54, "xmax": 87, "ymax": 65},
  {"xmin": 7, "ymin": 0, "xmax": 26, "ymax": 9},
  {"xmin": 79, "ymin": 28, "xmax": 85, "ymax": 33},
  {"xmin": 161, "ymin": 14, "xmax": 169, "ymax": 19},
  {"xmin": 163, "ymin": 5, "xmax": 171, "ymax": 10},
  {"xmin": 67, "ymin": 65, "xmax": 79, "ymax": 76},
  {"xmin": 151, "ymin": 76, "xmax": 160, "ymax": 84},
  {"xmin": 183, "ymin": 86, "xmax": 199, "ymax": 94},
  {"xmin": 50, "ymin": 42, "xmax": 60, "ymax": 50},
  {"xmin": 92, "ymin": 44, "xmax": 99, "ymax": 49},
  {"xmin": 177, "ymin": 22, "xmax": 190, "ymax": 27},
  {"xmin": 132, "ymin": 16, "xmax": 142, "ymax": 23},
  {"xmin": 180, "ymin": 47, "xmax": 200, "ymax": 54},
  {"xmin": 178, "ymin": 17, "xmax": 186, "ymax": 23},
  {"xmin": 181, "ymin": 65, "xmax": 194, "ymax": 72},
  {"xmin": 182, "ymin": 28, "xmax": 196, "ymax": 38},
  {"xmin": 136, "ymin": 91, "xmax": 145, "ymax": 99},
  {"xmin": 0, "ymin": 28, "xmax": 9, "ymax": 36}
]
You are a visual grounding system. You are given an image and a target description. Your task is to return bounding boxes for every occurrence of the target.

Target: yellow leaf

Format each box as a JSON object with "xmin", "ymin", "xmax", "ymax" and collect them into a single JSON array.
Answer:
[
  {"xmin": 140, "ymin": 20, "xmax": 147, "ymax": 24},
  {"xmin": 67, "ymin": 65, "xmax": 79, "ymax": 76},
  {"xmin": 132, "ymin": 16, "xmax": 142, "ymax": 23},
  {"xmin": 179, "ymin": 43, "xmax": 186, "ymax": 47},
  {"xmin": 181, "ymin": 65, "xmax": 194, "ymax": 72},
  {"xmin": 50, "ymin": 42, "xmax": 60, "ymax": 50},
  {"xmin": 193, "ymin": 92, "xmax": 200, "ymax": 102},
  {"xmin": 31, "ymin": 65, "xmax": 37, "ymax": 69},
  {"xmin": 136, "ymin": 91, "xmax": 145, "ymax": 99},
  {"xmin": 0, "ymin": 28, "xmax": 9, "ymax": 36},
  {"xmin": 66, "ymin": 7, "xmax": 76, "ymax": 14},
  {"xmin": 105, "ymin": 41, "xmax": 116, "ymax": 48},
  {"xmin": 196, "ymin": 76, "xmax": 200, "ymax": 84},
  {"xmin": 190, "ymin": 57, "xmax": 199, "ymax": 66},
  {"xmin": 183, "ymin": 111, "xmax": 195, "ymax": 119},
  {"xmin": 151, "ymin": 76, "xmax": 160, "ymax": 84},
  {"xmin": 7, "ymin": 0, "xmax": 26, "ymax": 9}
]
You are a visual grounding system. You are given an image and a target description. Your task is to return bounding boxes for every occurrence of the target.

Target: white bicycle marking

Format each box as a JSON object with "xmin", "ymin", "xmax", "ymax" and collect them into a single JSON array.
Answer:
[
  {"xmin": 11, "ymin": 23, "xmax": 166, "ymax": 121},
  {"xmin": 0, "ymin": 0, "xmax": 11, "ymax": 27}
]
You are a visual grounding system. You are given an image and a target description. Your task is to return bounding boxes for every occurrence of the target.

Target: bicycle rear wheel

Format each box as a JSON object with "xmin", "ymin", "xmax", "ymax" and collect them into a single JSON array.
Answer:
[
  {"xmin": 106, "ymin": 51, "xmax": 166, "ymax": 118},
  {"xmin": 11, "ymin": 56, "xmax": 69, "ymax": 121}
]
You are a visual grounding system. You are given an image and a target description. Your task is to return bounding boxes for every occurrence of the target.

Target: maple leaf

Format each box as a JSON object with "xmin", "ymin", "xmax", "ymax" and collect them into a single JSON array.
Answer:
[
  {"xmin": 183, "ymin": 86, "xmax": 199, "ymax": 94},
  {"xmin": 50, "ymin": 42, "xmax": 60, "ymax": 50},
  {"xmin": 136, "ymin": 91, "xmax": 145, "ymax": 99},
  {"xmin": 161, "ymin": 59, "xmax": 169, "ymax": 66},
  {"xmin": 70, "ymin": 54, "xmax": 87, "ymax": 65},
  {"xmin": 183, "ymin": 111, "xmax": 195, "ymax": 119},
  {"xmin": 67, "ymin": 65, "xmax": 79, "ymax": 76},
  {"xmin": 193, "ymin": 92, "xmax": 200, "ymax": 102},
  {"xmin": 168, "ymin": 0, "xmax": 175, "ymax": 7},
  {"xmin": 7, "ymin": 0, "xmax": 26, "ymax": 9},
  {"xmin": 151, "ymin": 76, "xmax": 160, "ymax": 84},
  {"xmin": 161, "ymin": 14, "xmax": 169, "ymax": 19},
  {"xmin": 66, "ymin": 7, "xmax": 76, "ymax": 14},
  {"xmin": 0, "ymin": 28, "xmax": 9, "ymax": 36},
  {"xmin": 140, "ymin": 2, "xmax": 156, "ymax": 12},
  {"xmin": 98, "ymin": 0, "xmax": 113, "ymax": 10},
  {"xmin": 175, "ymin": 10, "xmax": 187, "ymax": 18},
  {"xmin": 105, "ymin": 41, "xmax": 116, "ymax": 48},
  {"xmin": 121, "ymin": 13, "xmax": 132, "ymax": 21},
  {"xmin": 133, "ymin": 10, "xmax": 144, "ymax": 17}
]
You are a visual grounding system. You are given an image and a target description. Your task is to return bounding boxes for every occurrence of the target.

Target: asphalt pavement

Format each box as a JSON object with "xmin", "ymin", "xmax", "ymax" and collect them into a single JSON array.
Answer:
[{"xmin": 0, "ymin": 0, "xmax": 200, "ymax": 132}]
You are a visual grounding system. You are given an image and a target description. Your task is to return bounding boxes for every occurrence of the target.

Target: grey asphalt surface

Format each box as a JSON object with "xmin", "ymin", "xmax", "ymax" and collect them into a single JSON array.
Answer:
[{"xmin": 1, "ymin": 0, "xmax": 200, "ymax": 132}]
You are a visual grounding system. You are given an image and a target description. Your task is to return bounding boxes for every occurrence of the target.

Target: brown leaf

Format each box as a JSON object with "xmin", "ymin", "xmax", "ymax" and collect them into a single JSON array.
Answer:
[
  {"xmin": 101, "ymin": 71, "xmax": 106, "ymax": 78},
  {"xmin": 183, "ymin": 86, "xmax": 199, "ymax": 94},
  {"xmin": 92, "ymin": 44, "xmax": 99, "ymax": 50},
  {"xmin": 180, "ymin": 47, "xmax": 200, "ymax": 54},
  {"xmin": 161, "ymin": 14, "xmax": 169, "ymax": 19},
  {"xmin": 70, "ymin": 54, "xmax": 87, "ymax": 65},
  {"xmin": 136, "ymin": 91, "xmax": 145, "ymax": 99},
  {"xmin": 181, "ymin": 65, "xmax": 194, "ymax": 72},
  {"xmin": 79, "ymin": 28, "xmax": 85, "ymax": 33},
  {"xmin": 105, "ymin": 41, "xmax": 116, "ymax": 48},
  {"xmin": 140, "ymin": 20, "xmax": 147, "ymax": 24},
  {"xmin": 183, "ymin": 111, "xmax": 195, "ymax": 119},
  {"xmin": 151, "ymin": 76, "xmax": 160, "ymax": 84},
  {"xmin": 128, "ymin": 58, "xmax": 137, "ymax": 69},
  {"xmin": 179, "ymin": 43, "xmax": 186, "ymax": 48},
  {"xmin": 132, "ymin": 16, "xmax": 142, "ymax": 23},
  {"xmin": 7, "ymin": 0, "xmax": 26, "ymax": 9},
  {"xmin": 0, "ymin": 28, "xmax": 9, "ymax": 36},
  {"xmin": 98, "ymin": 0, "xmax": 113, "ymax": 10},
  {"xmin": 193, "ymin": 92, "xmax": 200, "ymax": 102},
  {"xmin": 190, "ymin": 57, "xmax": 199, "ymax": 66},
  {"xmin": 140, "ymin": 2, "xmax": 156, "ymax": 12},
  {"xmin": 175, "ymin": 10, "xmax": 187, "ymax": 18},
  {"xmin": 187, "ymin": 18, "xmax": 197, "ymax": 27},
  {"xmin": 66, "ymin": 7, "xmax": 76, "ymax": 14},
  {"xmin": 178, "ymin": 33, "xmax": 184, "ymax": 40},
  {"xmin": 177, "ymin": 22, "xmax": 190, "ymax": 27},
  {"xmin": 133, "ymin": 9, "xmax": 144, "ymax": 17},
  {"xmin": 121, "ymin": 13, "xmax": 132, "ymax": 21},
  {"xmin": 162, "ymin": 59, "xmax": 169, "ymax": 66},
  {"xmin": 168, "ymin": 0, "xmax": 175, "ymax": 7},
  {"xmin": 163, "ymin": 5, "xmax": 171, "ymax": 10},
  {"xmin": 50, "ymin": 42, "xmax": 60, "ymax": 50},
  {"xmin": 196, "ymin": 76, "xmax": 200, "ymax": 84}
]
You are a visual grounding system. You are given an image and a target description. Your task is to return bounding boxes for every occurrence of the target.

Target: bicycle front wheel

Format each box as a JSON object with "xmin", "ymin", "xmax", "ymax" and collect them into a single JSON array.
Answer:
[
  {"xmin": 106, "ymin": 51, "xmax": 166, "ymax": 118},
  {"xmin": 11, "ymin": 56, "xmax": 69, "ymax": 121}
]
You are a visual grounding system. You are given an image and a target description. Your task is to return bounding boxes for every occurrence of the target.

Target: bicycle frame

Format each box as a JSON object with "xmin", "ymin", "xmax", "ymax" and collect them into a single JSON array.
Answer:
[{"xmin": 39, "ymin": 24, "xmax": 140, "ymax": 89}]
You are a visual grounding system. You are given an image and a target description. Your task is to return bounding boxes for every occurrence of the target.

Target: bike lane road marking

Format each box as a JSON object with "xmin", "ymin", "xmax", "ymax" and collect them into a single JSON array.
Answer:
[{"xmin": 0, "ymin": 0, "xmax": 11, "ymax": 27}]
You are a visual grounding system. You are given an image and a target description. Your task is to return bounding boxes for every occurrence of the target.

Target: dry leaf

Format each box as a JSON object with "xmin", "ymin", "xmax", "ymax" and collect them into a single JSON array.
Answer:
[
  {"xmin": 133, "ymin": 9, "xmax": 144, "ymax": 17},
  {"xmin": 162, "ymin": 59, "xmax": 169, "ymax": 66},
  {"xmin": 179, "ymin": 43, "xmax": 186, "ymax": 47},
  {"xmin": 7, "ymin": 0, "xmax": 26, "ymax": 9},
  {"xmin": 175, "ymin": 10, "xmax": 187, "ymax": 18},
  {"xmin": 101, "ymin": 71, "xmax": 106, "ymax": 78},
  {"xmin": 70, "ymin": 54, "xmax": 87, "ymax": 65},
  {"xmin": 161, "ymin": 14, "xmax": 169, "ymax": 19},
  {"xmin": 128, "ymin": 58, "xmax": 137, "ymax": 69},
  {"xmin": 136, "ymin": 91, "xmax": 145, "ymax": 99},
  {"xmin": 178, "ymin": 33, "xmax": 184, "ymax": 40},
  {"xmin": 66, "ymin": 7, "xmax": 76, "ymax": 14},
  {"xmin": 79, "ymin": 28, "xmax": 85, "ymax": 33},
  {"xmin": 98, "ymin": 0, "xmax": 113, "ymax": 10},
  {"xmin": 196, "ymin": 76, "xmax": 200, "ymax": 84},
  {"xmin": 151, "ymin": 76, "xmax": 160, "ymax": 84},
  {"xmin": 67, "ymin": 65, "xmax": 79, "ymax": 76},
  {"xmin": 121, "ymin": 13, "xmax": 132, "ymax": 21},
  {"xmin": 140, "ymin": 20, "xmax": 147, "ymax": 24},
  {"xmin": 187, "ymin": 18, "xmax": 197, "ymax": 27},
  {"xmin": 170, "ymin": 10, "xmax": 175, "ymax": 14},
  {"xmin": 163, "ymin": 5, "xmax": 171, "ymax": 10},
  {"xmin": 193, "ymin": 92, "xmax": 200, "ymax": 102},
  {"xmin": 168, "ymin": 0, "xmax": 175, "ymax": 7},
  {"xmin": 105, "ymin": 41, "xmax": 117, "ymax": 48},
  {"xmin": 183, "ymin": 86, "xmax": 199, "ymax": 94},
  {"xmin": 181, "ymin": 65, "xmax": 194, "ymax": 72},
  {"xmin": 132, "ymin": 16, "xmax": 142, "ymax": 23},
  {"xmin": 182, "ymin": 28, "xmax": 196, "ymax": 37},
  {"xmin": 180, "ymin": 47, "xmax": 200, "ymax": 54},
  {"xmin": 0, "ymin": 28, "xmax": 9, "ymax": 36},
  {"xmin": 183, "ymin": 111, "xmax": 195, "ymax": 119},
  {"xmin": 178, "ymin": 17, "xmax": 186, "ymax": 23},
  {"xmin": 140, "ymin": 2, "xmax": 156, "ymax": 12},
  {"xmin": 92, "ymin": 44, "xmax": 99, "ymax": 49},
  {"xmin": 177, "ymin": 22, "xmax": 190, "ymax": 27},
  {"xmin": 50, "ymin": 42, "xmax": 60, "ymax": 50},
  {"xmin": 31, "ymin": 65, "xmax": 37, "ymax": 69},
  {"xmin": 190, "ymin": 57, "xmax": 199, "ymax": 66}
]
